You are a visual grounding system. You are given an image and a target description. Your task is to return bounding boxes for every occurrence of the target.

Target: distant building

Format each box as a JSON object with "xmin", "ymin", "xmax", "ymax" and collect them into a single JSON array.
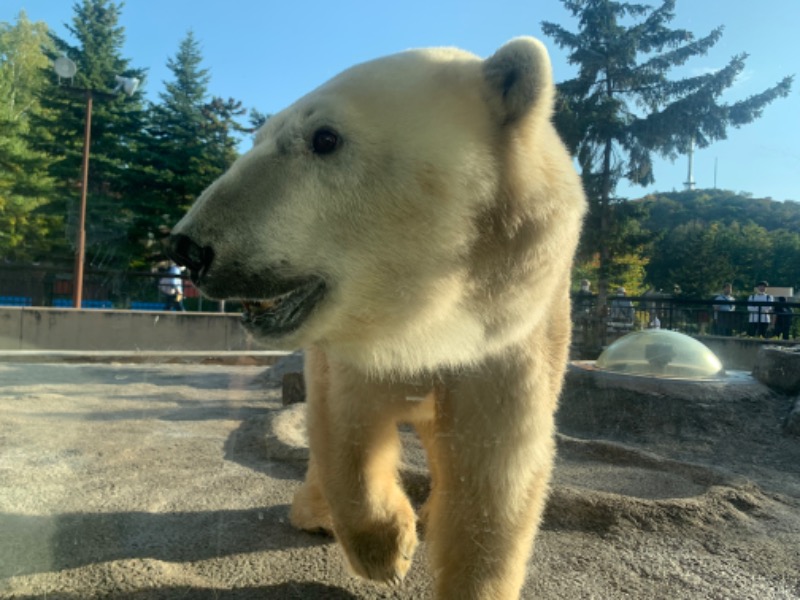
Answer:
[{"xmin": 766, "ymin": 286, "xmax": 795, "ymax": 299}]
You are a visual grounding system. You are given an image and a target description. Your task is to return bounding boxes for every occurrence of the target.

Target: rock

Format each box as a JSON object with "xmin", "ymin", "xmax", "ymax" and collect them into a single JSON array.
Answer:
[
  {"xmin": 256, "ymin": 351, "xmax": 304, "ymax": 387},
  {"xmin": 784, "ymin": 397, "xmax": 800, "ymax": 436},
  {"xmin": 265, "ymin": 402, "xmax": 310, "ymax": 462},
  {"xmin": 282, "ymin": 372, "xmax": 306, "ymax": 405},
  {"xmin": 752, "ymin": 346, "xmax": 800, "ymax": 395}
]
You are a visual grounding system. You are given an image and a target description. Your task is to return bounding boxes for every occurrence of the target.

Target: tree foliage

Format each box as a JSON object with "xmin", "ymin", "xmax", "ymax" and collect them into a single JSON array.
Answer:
[
  {"xmin": 543, "ymin": 0, "xmax": 794, "ymax": 299},
  {"xmin": 2, "ymin": 0, "xmax": 797, "ymax": 296},
  {"xmin": 633, "ymin": 190, "xmax": 800, "ymax": 297},
  {"xmin": 4, "ymin": 1, "xmax": 250, "ymax": 269},
  {"xmin": 27, "ymin": 0, "xmax": 148, "ymax": 268},
  {"xmin": 128, "ymin": 30, "xmax": 245, "ymax": 266},
  {"xmin": 0, "ymin": 12, "xmax": 60, "ymax": 261}
]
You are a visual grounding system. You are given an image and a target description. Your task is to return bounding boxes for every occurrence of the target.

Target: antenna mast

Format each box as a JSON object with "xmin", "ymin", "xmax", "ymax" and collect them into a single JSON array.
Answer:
[{"xmin": 684, "ymin": 137, "xmax": 696, "ymax": 191}]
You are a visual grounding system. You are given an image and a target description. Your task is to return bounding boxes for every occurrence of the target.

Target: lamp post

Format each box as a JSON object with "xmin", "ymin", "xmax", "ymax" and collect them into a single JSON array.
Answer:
[
  {"xmin": 53, "ymin": 56, "xmax": 139, "ymax": 308},
  {"xmin": 73, "ymin": 88, "xmax": 92, "ymax": 309}
]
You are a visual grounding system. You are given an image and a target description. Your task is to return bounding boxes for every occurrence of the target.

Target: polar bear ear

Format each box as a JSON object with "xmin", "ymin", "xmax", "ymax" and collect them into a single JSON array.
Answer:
[{"xmin": 483, "ymin": 37, "xmax": 554, "ymax": 125}]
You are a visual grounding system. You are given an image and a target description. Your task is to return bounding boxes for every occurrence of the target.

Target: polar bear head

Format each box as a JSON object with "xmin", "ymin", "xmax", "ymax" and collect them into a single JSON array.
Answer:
[{"xmin": 169, "ymin": 38, "xmax": 585, "ymax": 375}]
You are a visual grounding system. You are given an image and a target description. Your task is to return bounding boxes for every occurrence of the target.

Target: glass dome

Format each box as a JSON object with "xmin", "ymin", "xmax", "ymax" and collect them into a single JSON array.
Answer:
[{"xmin": 596, "ymin": 330, "xmax": 724, "ymax": 379}]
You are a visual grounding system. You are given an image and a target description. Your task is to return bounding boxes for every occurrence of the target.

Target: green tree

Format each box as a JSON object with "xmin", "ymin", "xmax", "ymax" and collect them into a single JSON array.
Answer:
[
  {"xmin": 29, "ymin": 0, "xmax": 147, "ymax": 268},
  {"xmin": 715, "ymin": 222, "xmax": 774, "ymax": 293},
  {"xmin": 647, "ymin": 220, "xmax": 732, "ymax": 296},
  {"xmin": 769, "ymin": 230, "xmax": 800, "ymax": 291},
  {"xmin": 0, "ymin": 12, "xmax": 60, "ymax": 261},
  {"xmin": 129, "ymin": 31, "xmax": 246, "ymax": 267},
  {"xmin": 130, "ymin": 30, "xmax": 212, "ymax": 264},
  {"xmin": 201, "ymin": 95, "xmax": 247, "ymax": 175},
  {"xmin": 542, "ymin": 0, "xmax": 793, "ymax": 303},
  {"xmin": 635, "ymin": 190, "xmax": 800, "ymax": 295}
]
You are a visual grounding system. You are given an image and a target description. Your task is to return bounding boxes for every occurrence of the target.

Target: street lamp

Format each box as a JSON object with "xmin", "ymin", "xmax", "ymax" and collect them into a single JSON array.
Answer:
[{"xmin": 53, "ymin": 56, "xmax": 139, "ymax": 308}]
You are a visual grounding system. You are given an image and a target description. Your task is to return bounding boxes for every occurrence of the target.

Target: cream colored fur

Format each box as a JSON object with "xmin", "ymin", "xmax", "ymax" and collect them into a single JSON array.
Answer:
[{"xmin": 172, "ymin": 37, "xmax": 585, "ymax": 600}]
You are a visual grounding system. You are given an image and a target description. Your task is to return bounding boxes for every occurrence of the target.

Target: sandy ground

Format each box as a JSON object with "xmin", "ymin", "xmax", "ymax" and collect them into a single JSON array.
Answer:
[{"xmin": 0, "ymin": 358, "xmax": 798, "ymax": 599}]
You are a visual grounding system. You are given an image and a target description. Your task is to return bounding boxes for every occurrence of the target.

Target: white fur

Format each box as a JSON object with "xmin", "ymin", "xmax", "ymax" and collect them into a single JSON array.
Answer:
[{"xmin": 172, "ymin": 37, "xmax": 586, "ymax": 599}]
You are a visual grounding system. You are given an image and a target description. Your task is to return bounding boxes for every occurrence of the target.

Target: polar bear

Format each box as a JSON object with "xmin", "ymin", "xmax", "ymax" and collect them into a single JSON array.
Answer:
[{"xmin": 168, "ymin": 37, "xmax": 585, "ymax": 600}]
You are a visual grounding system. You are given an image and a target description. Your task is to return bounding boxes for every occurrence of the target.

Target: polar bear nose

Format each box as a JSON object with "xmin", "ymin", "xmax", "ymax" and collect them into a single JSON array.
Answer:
[{"xmin": 167, "ymin": 234, "xmax": 215, "ymax": 281}]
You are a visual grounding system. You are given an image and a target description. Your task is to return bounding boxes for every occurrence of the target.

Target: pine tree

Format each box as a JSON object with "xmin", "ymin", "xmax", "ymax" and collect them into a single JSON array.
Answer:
[
  {"xmin": 201, "ymin": 95, "xmax": 247, "ymax": 174},
  {"xmin": 128, "ymin": 30, "xmax": 211, "ymax": 265},
  {"xmin": 129, "ymin": 30, "xmax": 246, "ymax": 267},
  {"xmin": 29, "ymin": 0, "xmax": 146, "ymax": 268},
  {"xmin": 542, "ymin": 0, "xmax": 793, "ymax": 301}
]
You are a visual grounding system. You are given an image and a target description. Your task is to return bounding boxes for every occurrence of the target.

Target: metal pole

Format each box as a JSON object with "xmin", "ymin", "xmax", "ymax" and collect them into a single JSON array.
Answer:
[
  {"xmin": 684, "ymin": 136, "xmax": 695, "ymax": 191},
  {"xmin": 73, "ymin": 89, "xmax": 92, "ymax": 309},
  {"xmin": 714, "ymin": 157, "xmax": 718, "ymax": 189}
]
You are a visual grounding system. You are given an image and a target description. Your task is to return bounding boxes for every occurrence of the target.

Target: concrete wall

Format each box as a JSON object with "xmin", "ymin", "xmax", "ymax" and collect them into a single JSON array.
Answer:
[
  {"xmin": 0, "ymin": 307, "xmax": 253, "ymax": 352},
  {"xmin": 3, "ymin": 307, "xmax": 795, "ymax": 364}
]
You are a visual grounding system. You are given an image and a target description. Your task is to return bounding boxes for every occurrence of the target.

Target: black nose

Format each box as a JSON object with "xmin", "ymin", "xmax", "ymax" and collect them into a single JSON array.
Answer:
[{"xmin": 167, "ymin": 234, "xmax": 215, "ymax": 280}]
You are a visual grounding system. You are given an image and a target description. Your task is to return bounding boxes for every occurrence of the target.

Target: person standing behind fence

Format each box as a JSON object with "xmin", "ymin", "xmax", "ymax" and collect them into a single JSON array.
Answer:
[
  {"xmin": 609, "ymin": 287, "xmax": 635, "ymax": 325},
  {"xmin": 747, "ymin": 281, "xmax": 772, "ymax": 337},
  {"xmin": 712, "ymin": 282, "xmax": 736, "ymax": 336},
  {"xmin": 575, "ymin": 279, "xmax": 594, "ymax": 314},
  {"xmin": 772, "ymin": 296, "xmax": 793, "ymax": 340},
  {"xmin": 159, "ymin": 262, "xmax": 186, "ymax": 311}
]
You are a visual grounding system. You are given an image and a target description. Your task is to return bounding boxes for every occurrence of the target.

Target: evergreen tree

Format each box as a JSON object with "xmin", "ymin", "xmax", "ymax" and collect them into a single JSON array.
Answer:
[
  {"xmin": 29, "ymin": 0, "xmax": 147, "ymax": 268},
  {"xmin": 542, "ymin": 0, "xmax": 793, "ymax": 302},
  {"xmin": 130, "ymin": 30, "xmax": 245, "ymax": 267},
  {"xmin": 129, "ymin": 30, "xmax": 211, "ymax": 264},
  {"xmin": 0, "ymin": 12, "xmax": 60, "ymax": 261},
  {"xmin": 201, "ymin": 95, "xmax": 247, "ymax": 174}
]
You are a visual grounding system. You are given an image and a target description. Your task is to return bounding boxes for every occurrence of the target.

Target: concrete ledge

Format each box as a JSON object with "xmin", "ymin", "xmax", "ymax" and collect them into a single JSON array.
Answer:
[
  {"xmin": 0, "ymin": 307, "xmax": 254, "ymax": 352},
  {"xmin": 0, "ymin": 350, "xmax": 291, "ymax": 365}
]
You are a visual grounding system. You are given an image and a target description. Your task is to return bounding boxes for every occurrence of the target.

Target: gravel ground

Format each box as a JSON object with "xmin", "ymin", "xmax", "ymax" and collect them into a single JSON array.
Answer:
[{"xmin": 0, "ymin": 359, "xmax": 798, "ymax": 599}]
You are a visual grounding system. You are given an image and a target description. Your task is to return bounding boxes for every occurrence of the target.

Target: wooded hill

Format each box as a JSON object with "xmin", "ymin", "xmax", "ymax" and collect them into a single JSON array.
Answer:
[
  {"xmin": 640, "ymin": 189, "xmax": 800, "ymax": 233},
  {"xmin": 594, "ymin": 189, "xmax": 800, "ymax": 298}
]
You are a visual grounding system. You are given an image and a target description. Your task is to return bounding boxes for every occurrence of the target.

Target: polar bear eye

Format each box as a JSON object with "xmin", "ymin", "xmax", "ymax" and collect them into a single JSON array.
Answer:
[{"xmin": 311, "ymin": 128, "xmax": 339, "ymax": 155}]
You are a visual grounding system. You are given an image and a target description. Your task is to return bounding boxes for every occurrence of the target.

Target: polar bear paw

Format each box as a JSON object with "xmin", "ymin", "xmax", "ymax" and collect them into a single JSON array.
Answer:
[
  {"xmin": 335, "ymin": 503, "xmax": 418, "ymax": 585},
  {"xmin": 289, "ymin": 480, "xmax": 334, "ymax": 535}
]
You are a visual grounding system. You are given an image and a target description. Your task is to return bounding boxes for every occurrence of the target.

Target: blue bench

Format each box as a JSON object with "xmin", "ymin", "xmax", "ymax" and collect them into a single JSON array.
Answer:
[
  {"xmin": 131, "ymin": 301, "xmax": 166, "ymax": 311},
  {"xmin": 52, "ymin": 299, "xmax": 113, "ymax": 309},
  {"xmin": 83, "ymin": 299, "xmax": 113, "ymax": 309},
  {"xmin": 0, "ymin": 296, "xmax": 32, "ymax": 307}
]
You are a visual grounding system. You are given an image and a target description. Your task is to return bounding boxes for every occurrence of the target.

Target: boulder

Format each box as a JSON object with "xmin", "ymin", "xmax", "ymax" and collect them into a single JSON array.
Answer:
[{"xmin": 752, "ymin": 346, "xmax": 800, "ymax": 395}]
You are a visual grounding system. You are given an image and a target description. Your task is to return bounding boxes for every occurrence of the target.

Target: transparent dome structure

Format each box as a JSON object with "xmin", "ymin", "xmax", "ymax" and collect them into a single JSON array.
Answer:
[{"xmin": 595, "ymin": 330, "xmax": 724, "ymax": 379}]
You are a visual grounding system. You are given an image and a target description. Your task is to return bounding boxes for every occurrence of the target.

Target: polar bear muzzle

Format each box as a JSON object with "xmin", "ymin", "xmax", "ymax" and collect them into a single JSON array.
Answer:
[
  {"xmin": 239, "ymin": 276, "xmax": 327, "ymax": 336},
  {"xmin": 168, "ymin": 233, "xmax": 215, "ymax": 283},
  {"xmin": 168, "ymin": 232, "xmax": 327, "ymax": 337}
]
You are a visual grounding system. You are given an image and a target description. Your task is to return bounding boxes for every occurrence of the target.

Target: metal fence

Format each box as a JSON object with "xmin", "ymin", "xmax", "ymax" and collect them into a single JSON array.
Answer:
[
  {"xmin": 0, "ymin": 264, "xmax": 234, "ymax": 312},
  {"xmin": 572, "ymin": 293, "xmax": 800, "ymax": 349},
  {"xmin": 1, "ymin": 265, "xmax": 798, "ymax": 336}
]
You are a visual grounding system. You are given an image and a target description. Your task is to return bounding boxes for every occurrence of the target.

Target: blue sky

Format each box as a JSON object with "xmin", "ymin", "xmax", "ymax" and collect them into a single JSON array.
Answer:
[{"xmin": 6, "ymin": 0, "xmax": 800, "ymax": 201}]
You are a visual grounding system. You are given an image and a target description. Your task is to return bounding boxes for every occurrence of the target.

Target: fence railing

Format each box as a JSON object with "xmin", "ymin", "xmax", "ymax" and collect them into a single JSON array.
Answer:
[
  {"xmin": 1, "ymin": 265, "xmax": 798, "ymax": 335},
  {"xmin": 0, "ymin": 264, "xmax": 235, "ymax": 312},
  {"xmin": 572, "ymin": 293, "xmax": 800, "ymax": 351}
]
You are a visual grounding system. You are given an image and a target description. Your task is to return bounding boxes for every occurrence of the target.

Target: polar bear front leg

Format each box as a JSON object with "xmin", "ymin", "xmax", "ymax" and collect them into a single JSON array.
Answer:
[
  {"xmin": 297, "ymin": 347, "xmax": 418, "ymax": 584},
  {"xmin": 289, "ymin": 456, "xmax": 334, "ymax": 533},
  {"xmin": 290, "ymin": 347, "xmax": 335, "ymax": 534},
  {"xmin": 425, "ymin": 359, "xmax": 557, "ymax": 600}
]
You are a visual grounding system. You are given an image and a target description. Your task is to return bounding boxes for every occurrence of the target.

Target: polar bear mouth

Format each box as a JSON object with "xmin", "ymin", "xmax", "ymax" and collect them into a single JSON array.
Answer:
[{"xmin": 240, "ymin": 277, "xmax": 327, "ymax": 336}]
